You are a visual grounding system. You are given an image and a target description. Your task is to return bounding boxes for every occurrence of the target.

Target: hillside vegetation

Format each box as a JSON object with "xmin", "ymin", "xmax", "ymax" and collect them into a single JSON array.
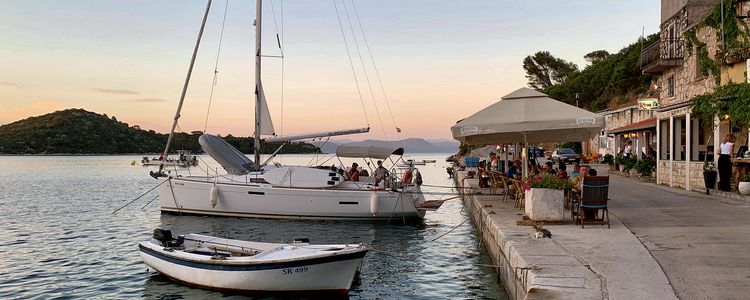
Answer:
[
  {"xmin": 0, "ymin": 109, "xmax": 318, "ymax": 154},
  {"xmin": 523, "ymin": 33, "xmax": 659, "ymax": 111}
]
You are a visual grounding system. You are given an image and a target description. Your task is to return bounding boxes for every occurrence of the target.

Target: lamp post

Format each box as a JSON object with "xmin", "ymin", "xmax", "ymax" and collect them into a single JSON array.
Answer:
[{"xmin": 575, "ymin": 93, "xmax": 580, "ymax": 107}]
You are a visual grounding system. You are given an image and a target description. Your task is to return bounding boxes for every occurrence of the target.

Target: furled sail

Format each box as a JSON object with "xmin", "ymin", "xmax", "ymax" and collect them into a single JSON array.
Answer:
[
  {"xmin": 257, "ymin": 81, "xmax": 275, "ymax": 136},
  {"xmin": 199, "ymin": 134, "xmax": 256, "ymax": 175}
]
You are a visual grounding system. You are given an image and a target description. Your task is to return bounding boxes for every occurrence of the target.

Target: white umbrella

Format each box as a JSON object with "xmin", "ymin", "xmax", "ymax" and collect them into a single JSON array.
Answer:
[{"xmin": 451, "ymin": 87, "xmax": 604, "ymax": 177}]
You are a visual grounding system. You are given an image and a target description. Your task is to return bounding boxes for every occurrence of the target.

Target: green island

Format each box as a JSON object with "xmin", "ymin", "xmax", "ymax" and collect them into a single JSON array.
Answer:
[{"xmin": 0, "ymin": 108, "xmax": 320, "ymax": 155}]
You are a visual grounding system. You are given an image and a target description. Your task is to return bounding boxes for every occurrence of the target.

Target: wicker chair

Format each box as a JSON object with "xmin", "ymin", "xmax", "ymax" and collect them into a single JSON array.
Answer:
[
  {"xmin": 511, "ymin": 179, "xmax": 526, "ymax": 209},
  {"xmin": 577, "ymin": 176, "xmax": 610, "ymax": 228}
]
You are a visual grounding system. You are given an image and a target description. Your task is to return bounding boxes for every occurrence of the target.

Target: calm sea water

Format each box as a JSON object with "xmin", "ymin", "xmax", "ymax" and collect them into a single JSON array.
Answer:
[{"xmin": 0, "ymin": 154, "xmax": 506, "ymax": 299}]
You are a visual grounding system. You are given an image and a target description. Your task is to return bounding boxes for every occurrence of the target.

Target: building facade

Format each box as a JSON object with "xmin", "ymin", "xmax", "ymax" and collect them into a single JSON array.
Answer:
[{"xmin": 641, "ymin": 0, "xmax": 750, "ymax": 190}]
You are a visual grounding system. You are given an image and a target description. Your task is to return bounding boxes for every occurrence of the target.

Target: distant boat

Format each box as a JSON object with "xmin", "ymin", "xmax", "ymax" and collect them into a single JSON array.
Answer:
[
  {"xmin": 139, "ymin": 229, "xmax": 367, "ymax": 295},
  {"xmin": 396, "ymin": 159, "xmax": 436, "ymax": 167},
  {"xmin": 141, "ymin": 150, "xmax": 197, "ymax": 168}
]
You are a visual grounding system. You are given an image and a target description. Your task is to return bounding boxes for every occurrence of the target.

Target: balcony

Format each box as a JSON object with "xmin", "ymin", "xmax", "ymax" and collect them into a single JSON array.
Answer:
[{"xmin": 640, "ymin": 38, "xmax": 684, "ymax": 75}]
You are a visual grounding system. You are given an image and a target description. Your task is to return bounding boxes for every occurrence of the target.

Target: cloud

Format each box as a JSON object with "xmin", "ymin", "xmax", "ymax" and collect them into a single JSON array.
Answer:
[
  {"xmin": 0, "ymin": 81, "xmax": 19, "ymax": 87},
  {"xmin": 31, "ymin": 102, "xmax": 64, "ymax": 111},
  {"xmin": 132, "ymin": 97, "xmax": 167, "ymax": 103},
  {"xmin": 90, "ymin": 87, "xmax": 139, "ymax": 95}
]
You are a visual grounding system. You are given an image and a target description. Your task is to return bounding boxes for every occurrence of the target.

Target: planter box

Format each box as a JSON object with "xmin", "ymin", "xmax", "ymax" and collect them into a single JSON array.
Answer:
[
  {"xmin": 739, "ymin": 182, "xmax": 750, "ymax": 195},
  {"xmin": 524, "ymin": 188, "xmax": 564, "ymax": 221}
]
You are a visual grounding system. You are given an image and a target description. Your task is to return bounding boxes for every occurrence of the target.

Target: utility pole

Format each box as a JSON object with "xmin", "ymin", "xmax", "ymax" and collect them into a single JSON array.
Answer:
[{"xmin": 575, "ymin": 92, "xmax": 580, "ymax": 107}]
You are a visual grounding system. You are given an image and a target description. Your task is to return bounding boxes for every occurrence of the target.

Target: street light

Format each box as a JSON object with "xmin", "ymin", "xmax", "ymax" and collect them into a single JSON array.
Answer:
[{"xmin": 575, "ymin": 93, "xmax": 580, "ymax": 107}]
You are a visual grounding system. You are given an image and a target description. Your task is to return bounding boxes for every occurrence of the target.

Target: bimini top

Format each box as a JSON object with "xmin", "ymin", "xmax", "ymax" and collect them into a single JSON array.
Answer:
[{"xmin": 336, "ymin": 141, "xmax": 404, "ymax": 159}]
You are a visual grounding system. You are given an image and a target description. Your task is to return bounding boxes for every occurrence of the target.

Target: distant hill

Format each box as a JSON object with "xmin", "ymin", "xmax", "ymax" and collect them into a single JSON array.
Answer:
[
  {"xmin": 0, "ymin": 109, "xmax": 318, "ymax": 154},
  {"xmin": 319, "ymin": 138, "xmax": 459, "ymax": 154}
]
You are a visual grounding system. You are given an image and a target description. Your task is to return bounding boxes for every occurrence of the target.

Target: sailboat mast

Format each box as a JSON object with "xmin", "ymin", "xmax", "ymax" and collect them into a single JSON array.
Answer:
[{"xmin": 253, "ymin": 0, "xmax": 263, "ymax": 170}]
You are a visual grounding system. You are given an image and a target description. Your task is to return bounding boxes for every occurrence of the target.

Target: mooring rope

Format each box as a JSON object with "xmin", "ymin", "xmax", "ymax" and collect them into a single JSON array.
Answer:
[{"xmin": 112, "ymin": 179, "xmax": 168, "ymax": 214}]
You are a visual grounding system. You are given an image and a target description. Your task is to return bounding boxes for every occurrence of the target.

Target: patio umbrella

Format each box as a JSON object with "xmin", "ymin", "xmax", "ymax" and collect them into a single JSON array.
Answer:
[{"xmin": 451, "ymin": 87, "xmax": 604, "ymax": 177}]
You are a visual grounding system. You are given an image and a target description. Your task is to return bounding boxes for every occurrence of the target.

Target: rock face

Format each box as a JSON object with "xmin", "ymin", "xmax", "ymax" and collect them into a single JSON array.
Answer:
[{"xmin": 525, "ymin": 188, "xmax": 565, "ymax": 221}]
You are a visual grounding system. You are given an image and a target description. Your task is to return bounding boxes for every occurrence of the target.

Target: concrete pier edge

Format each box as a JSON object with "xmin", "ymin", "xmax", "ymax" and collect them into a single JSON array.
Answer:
[{"xmin": 453, "ymin": 167, "xmax": 677, "ymax": 300}]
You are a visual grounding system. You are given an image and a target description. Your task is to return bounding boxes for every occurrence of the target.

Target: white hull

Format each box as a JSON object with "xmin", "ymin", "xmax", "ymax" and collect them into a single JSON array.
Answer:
[
  {"xmin": 158, "ymin": 176, "xmax": 427, "ymax": 220},
  {"xmin": 139, "ymin": 234, "xmax": 366, "ymax": 294}
]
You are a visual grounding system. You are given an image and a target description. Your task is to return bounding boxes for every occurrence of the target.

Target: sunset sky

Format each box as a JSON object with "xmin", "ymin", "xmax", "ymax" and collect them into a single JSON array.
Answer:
[{"xmin": 0, "ymin": 1, "xmax": 659, "ymax": 140}]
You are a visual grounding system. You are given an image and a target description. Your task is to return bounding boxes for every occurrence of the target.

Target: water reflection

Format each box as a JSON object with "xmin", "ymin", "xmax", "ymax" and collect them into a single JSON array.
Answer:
[{"xmin": 0, "ymin": 154, "xmax": 506, "ymax": 299}]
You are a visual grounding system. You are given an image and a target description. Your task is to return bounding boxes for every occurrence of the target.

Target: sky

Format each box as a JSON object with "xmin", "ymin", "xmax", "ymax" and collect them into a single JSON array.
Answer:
[{"xmin": 0, "ymin": 0, "xmax": 660, "ymax": 140}]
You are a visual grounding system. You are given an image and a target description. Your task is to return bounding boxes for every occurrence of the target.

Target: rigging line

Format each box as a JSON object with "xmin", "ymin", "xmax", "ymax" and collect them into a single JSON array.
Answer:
[
  {"xmin": 350, "ymin": 0, "xmax": 400, "ymax": 138},
  {"xmin": 270, "ymin": 0, "xmax": 285, "ymax": 163},
  {"xmin": 332, "ymin": 0, "xmax": 370, "ymax": 127},
  {"xmin": 342, "ymin": 0, "xmax": 386, "ymax": 140},
  {"xmin": 203, "ymin": 0, "xmax": 230, "ymax": 134}
]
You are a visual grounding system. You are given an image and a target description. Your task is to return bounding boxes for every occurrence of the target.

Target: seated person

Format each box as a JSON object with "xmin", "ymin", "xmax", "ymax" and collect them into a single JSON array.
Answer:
[
  {"xmin": 506, "ymin": 160, "xmax": 522, "ymax": 180},
  {"xmin": 570, "ymin": 163, "xmax": 581, "ymax": 178},
  {"xmin": 544, "ymin": 161, "xmax": 556, "ymax": 175},
  {"xmin": 359, "ymin": 167, "xmax": 369, "ymax": 177},
  {"xmin": 348, "ymin": 163, "xmax": 360, "ymax": 181},
  {"xmin": 556, "ymin": 162, "xmax": 568, "ymax": 180},
  {"xmin": 373, "ymin": 160, "xmax": 389, "ymax": 187}
]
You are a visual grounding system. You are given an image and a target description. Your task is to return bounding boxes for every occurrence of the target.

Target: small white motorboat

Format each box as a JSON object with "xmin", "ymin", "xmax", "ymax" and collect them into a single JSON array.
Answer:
[{"xmin": 139, "ymin": 229, "xmax": 367, "ymax": 296}]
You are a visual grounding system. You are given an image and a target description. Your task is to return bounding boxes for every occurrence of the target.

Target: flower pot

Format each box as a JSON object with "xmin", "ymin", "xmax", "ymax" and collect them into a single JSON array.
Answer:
[
  {"xmin": 703, "ymin": 170, "xmax": 717, "ymax": 190},
  {"xmin": 524, "ymin": 188, "xmax": 564, "ymax": 221},
  {"xmin": 739, "ymin": 182, "xmax": 750, "ymax": 195}
]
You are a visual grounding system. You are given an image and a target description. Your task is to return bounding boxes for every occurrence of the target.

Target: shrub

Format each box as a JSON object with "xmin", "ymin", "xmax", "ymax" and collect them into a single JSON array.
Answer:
[
  {"xmin": 634, "ymin": 157, "xmax": 656, "ymax": 177},
  {"xmin": 622, "ymin": 156, "xmax": 638, "ymax": 172},
  {"xmin": 602, "ymin": 154, "xmax": 614, "ymax": 165},
  {"xmin": 523, "ymin": 173, "xmax": 574, "ymax": 192}
]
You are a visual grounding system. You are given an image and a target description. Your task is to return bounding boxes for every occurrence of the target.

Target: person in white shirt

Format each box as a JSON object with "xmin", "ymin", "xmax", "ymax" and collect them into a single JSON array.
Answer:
[
  {"xmin": 718, "ymin": 134, "xmax": 736, "ymax": 191},
  {"xmin": 623, "ymin": 140, "xmax": 633, "ymax": 158}
]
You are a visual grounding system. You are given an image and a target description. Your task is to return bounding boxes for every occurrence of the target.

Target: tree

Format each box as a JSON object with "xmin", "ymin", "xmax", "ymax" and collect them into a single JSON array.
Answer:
[
  {"xmin": 522, "ymin": 51, "xmax": 579, "ymax": 90},
  {"xmin": 584, "ymin": 50, "xmax": 610, "ymax": 64}
]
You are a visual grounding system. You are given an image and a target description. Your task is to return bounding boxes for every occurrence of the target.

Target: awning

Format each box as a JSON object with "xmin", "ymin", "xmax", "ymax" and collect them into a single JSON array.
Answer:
[
  {"xmin": 336, "ymin": 141, "xmax": 404, "ymax": 159},
  {"xmin": 608, "ymin": 118, "xmax": 657, "ymax": 134}
]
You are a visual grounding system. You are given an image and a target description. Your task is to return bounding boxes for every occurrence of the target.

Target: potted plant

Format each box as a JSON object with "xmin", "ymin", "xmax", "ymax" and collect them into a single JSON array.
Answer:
[
  {"xmin": 703, "ymin": 161, "xmax": 717, "ymax": 194},
  {"xmin": 523, "ymin": 174, "xmax": 573, "ymax": 221},
  {"xmin": 602, "ymin": 154, "xmax": 615, "ymax": 170},
  {"xmin": 739, "ymin": 173, "xmax": 750, "ymax": 195}
]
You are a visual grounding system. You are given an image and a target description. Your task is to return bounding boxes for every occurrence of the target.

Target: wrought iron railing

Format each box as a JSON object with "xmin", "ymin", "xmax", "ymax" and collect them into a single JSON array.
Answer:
[{"xmin": 640, "ymin": 38, "xmax": 684, "ymax": 68}]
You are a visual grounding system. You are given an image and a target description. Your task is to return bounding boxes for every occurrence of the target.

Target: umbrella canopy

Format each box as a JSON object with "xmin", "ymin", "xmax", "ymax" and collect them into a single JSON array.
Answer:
[{"xmin": 451, "ymin": 87, "xmax": 604, "ymax": 144}]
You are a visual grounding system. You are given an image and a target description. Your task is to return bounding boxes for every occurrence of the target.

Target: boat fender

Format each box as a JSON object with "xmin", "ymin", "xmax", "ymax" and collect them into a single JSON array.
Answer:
[
  {"xmin": 369, "ymin": 192, "xmax": 379, "ymax": 216},
  {"xmin": 210, "ymin": 183, "xmax": 219, "ymax": 208}
]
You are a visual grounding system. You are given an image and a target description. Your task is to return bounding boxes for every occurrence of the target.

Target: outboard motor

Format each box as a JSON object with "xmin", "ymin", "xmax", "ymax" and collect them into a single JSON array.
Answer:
[{"xmin": 153, "ymin": 228, "xmax": 184, "ymax": 248}]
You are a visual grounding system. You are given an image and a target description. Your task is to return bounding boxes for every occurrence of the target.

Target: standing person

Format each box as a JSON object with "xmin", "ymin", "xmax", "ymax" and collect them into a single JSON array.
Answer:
[
  {"xmin": 624, "ymin": 140, "xmax": 633, "ymax": 158},
  {"xmin": 718, "ymin": 134, "xmax": 736, "ymax": 191},
  {"xmin": 373, "ymin": 160, "xmax": 389, "ymax": 187}
]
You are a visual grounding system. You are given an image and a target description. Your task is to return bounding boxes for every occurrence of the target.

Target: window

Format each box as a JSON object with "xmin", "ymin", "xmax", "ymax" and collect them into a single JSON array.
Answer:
[
  {"xmin": 659, "ymin": 119, "xmax": 670, "ymax": 160},
  {"xmin": 673, "ymin": 117, "xmax": 686, "ymax": 161},
  {"xmin": 667, "ymin": 75, "xmax": 675, "ymax": 97},
  {"xmin": 690, "ymin": 118, "xmax": 713, "ymax": 161}
]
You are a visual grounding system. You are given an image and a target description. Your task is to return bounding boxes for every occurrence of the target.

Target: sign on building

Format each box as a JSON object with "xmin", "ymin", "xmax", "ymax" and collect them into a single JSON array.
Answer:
[{"xmin": 637, "ymin": 98, "xmax": 659, "ymax": 110}]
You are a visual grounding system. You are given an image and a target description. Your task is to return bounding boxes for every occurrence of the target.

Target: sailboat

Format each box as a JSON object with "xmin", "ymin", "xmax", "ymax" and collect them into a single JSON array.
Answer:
[{"xmin": 152, "ymin": 0, "xmax": 442, "ymax": 220}]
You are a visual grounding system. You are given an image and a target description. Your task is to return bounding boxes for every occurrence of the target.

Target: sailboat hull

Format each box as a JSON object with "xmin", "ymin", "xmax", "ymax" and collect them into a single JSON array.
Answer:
[{"xmin": 158, "ymin": 177, "xmax": 426, "ymax": 220}]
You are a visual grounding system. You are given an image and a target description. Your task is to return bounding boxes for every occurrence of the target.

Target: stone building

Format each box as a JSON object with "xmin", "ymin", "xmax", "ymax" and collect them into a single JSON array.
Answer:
[
  {"xmin": 641, "ymin": 0, "xmax": 750, "ymax": 190},
  {"xmin": 599, "ymin": 105, "xmax": 658, "ymax": 159}
]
